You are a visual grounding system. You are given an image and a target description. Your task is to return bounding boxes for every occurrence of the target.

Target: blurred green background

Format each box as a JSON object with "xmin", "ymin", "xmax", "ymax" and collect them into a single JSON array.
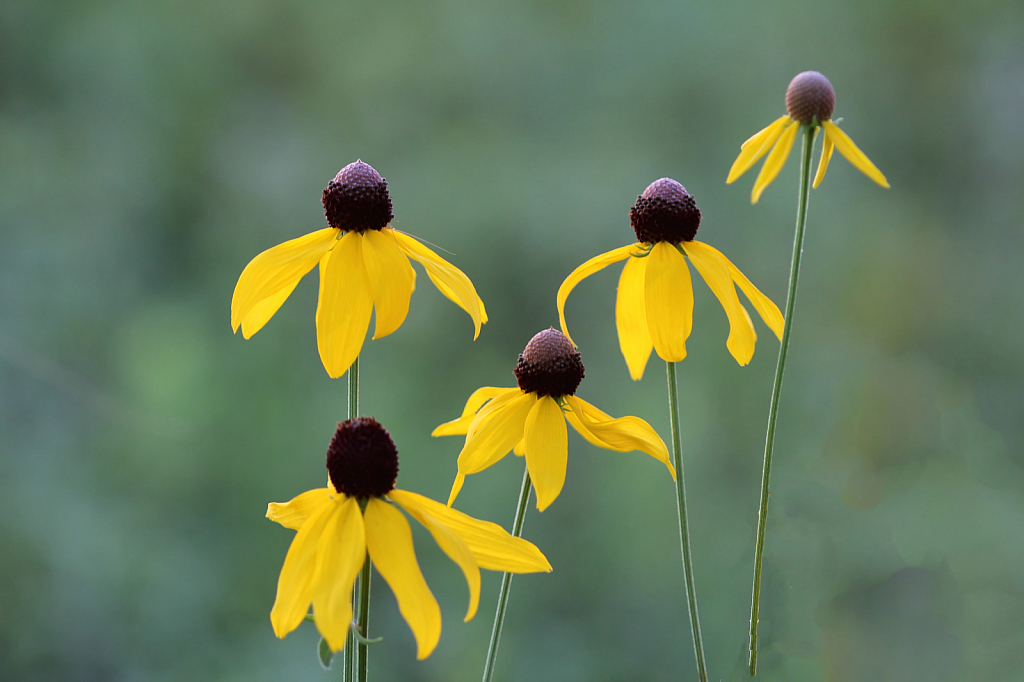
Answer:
[{"xmin": 2, "ymin": 0, "xmax": 1023, "ymax": 680}]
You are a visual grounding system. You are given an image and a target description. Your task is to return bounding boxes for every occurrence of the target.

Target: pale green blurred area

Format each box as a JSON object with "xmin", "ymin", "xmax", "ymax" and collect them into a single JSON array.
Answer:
[{"xmin": 2, "ymin": 0, "xmax": 1023, "ymax": 679}]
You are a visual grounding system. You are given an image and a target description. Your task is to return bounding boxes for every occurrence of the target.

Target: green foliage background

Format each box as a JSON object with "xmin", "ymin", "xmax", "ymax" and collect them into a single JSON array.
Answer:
[{"xmin": 2, "ymin": 0, "xmax": 1023, "ymax": 680}]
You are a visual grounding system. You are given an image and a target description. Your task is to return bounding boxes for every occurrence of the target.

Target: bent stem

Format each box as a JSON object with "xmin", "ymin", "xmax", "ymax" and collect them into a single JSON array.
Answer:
[
  {"xmin": 748, "ymin": 124, "xmax": 815, "ymax": 676},
  {"xmin": 481, "ymin": 466, "xmax": 533, "ymax": 682},
  {"xmin": 344, "ymin": 357, "xmax": 361, "ymax": 681},
  {"xmin": 666, "ymin": 360, "xmax": 708, "ymax": 682}
]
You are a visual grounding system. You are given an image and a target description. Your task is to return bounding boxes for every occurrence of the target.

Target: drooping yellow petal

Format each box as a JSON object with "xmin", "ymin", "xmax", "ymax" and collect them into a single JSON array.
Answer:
[
  {"xmin": 361, "ymin": 229, "xmax": 417, "ymax": 340},
  {"xmin": 513, "ymin": 438, "xmax": 526, "ymax": 456},
  {"xmin": 267, "ymin": 488, "xmax": 332, "ymax": 531},
  {"xmin": 391, "ymin": 489, "xmax": 551, "ymax": 573},
  {"xmin": 523, "ymin": 396, "xmax": 569, "ymax": 512},
  {"xmin": 311, "ymin": 496, "xmax": 366, "ymax": 652},
  {"xmin": 432, "ymin": 387, "xmax": 518, "ymax": 437},
  {"xmin": 821, "ymin": 120, "xmax": 889, "ymax": 188},
  {"xmin": 240, "ymin": 279, "xmax": 300, "ymax": 339},
  {"xmin": 813, "ymin": 128, "xmax": 834, "ymax": 189},
  {"xmin": 364, "ymin": 498, "xmax": 441, "ymax": 660},
  {"xmin": 446, "ymin": 387, "xmax": 528, "ymax": 503},
  {"xmin": 644, "ymin": 242, "xmax": 693, "ymax": 363},
  {"xmin": 683, "ymin": 241, "xmax": 757, "ymax": 366},
  {"xmin": 557, "ymin": 244, "xmax": 635, "ymax": 347},
  {"xmin": 231, "ymin": 228, "xmax": 338, "ymax": 333},
  {"xmin": 456, "ymin": 391, "xmax": 536, "ymax": 475},
  {"xmin": 447, "ymin": 472, "xmax": 465, "ymax": 507},
  {"xmin": 392, "ymin": 231, "xmax": 487, "ymax": 338},
  {"xmin": 751, "ymin": 120, "xmax": 799, "ymax": 203},
  {"xmin": 390, "ymin": 490, "xmax": 481, "ymax": 622},
  {"xmin": 564, "ymin": 396, "xmax": 675, "ymax": 479},
  {"xmin": 269, "ymin": 498, "xmax": 336, "ymax": 640},
  {"xmin": 698, "ymin": 243, "xmax": 784, "ymax": 340},
  {"xmin": 727, "ymin": 116, "xmax": 791, "ymax": 184},
  {"xmin": 616, "ymin": 253, "xmax": 654, "ymax": 381},
  {"xmin": 316, "ymin": 232, "xmax": 374, "ymax": 378}
]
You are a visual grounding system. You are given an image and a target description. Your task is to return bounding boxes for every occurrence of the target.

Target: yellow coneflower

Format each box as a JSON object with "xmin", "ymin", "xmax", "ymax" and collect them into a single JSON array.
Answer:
[
  {"xmin": 268, "ymin": 418, "xmax": 550, "ymax": 659},
  {"xmin": 727, "ymin": 71, "xmax": 889, "ymax": 203},
  {"xmin": 231, "ymin": 160, "xmax": 486, "ymax": 378}
]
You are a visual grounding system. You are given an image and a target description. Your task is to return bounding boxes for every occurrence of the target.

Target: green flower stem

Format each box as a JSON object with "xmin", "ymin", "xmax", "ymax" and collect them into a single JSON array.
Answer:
[
  {"xmin": 348, "ymin": 356, "xmax": 360, "ymax": 420},
  {"xmin": 666, "ymin": 360, "xmax": 708, "ymax": 682},
  {"xmin": 748, "ymin": 124, "xmax": 815, "ymax": 676},
  {"xmin": 481, "ymin": 466, "xmax": 533, "ymax": 682},
  {"xmin": 355, "ymin": 556, "xmax": 372, "ymax": 682},
  {"xmin": 344, "ymin": 356, "xmax": 360, "ymax": 681}
]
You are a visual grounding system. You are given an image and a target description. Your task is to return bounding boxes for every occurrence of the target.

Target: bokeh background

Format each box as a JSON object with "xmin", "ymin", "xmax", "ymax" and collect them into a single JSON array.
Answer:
[{"xmin": 2, "ymin": 0, "xmax": 1023, "ymax": 680}]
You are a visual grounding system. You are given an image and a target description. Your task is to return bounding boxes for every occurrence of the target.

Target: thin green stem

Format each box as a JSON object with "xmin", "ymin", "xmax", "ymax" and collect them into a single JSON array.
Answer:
[
  {"xmin": 348, "ymin": 356, "xmax": 360, "ymax": 421},
  {"xmin": 481, "ymin": 466, "xmax": 533, "ymax": 682},
  {"xmin": 748, "ymin": 124, "xmax": 815, "ymax": 676},
  {"xmin": 355, "ymin": 557, "xmax": 372, "ymax": 682},
  {"xmin": 666, "ymin": 360, "xmax": 708, "ymax": 682},
  {"xmin": 343, "ymin": 356, "xmax": 360, "ymax": 681}
]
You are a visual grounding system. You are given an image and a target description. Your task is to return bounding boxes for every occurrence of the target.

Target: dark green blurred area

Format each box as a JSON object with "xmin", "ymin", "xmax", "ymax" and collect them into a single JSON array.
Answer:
[{"xmin": 2, "ymin": 0, "xmax": 1023, "ymax": 680}]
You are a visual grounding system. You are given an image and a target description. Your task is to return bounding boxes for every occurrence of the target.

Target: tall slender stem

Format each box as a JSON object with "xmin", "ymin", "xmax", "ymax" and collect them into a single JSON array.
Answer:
[
  {"xmin": 355, "ymin": 556, "xmax": 372, "ymax": 682},
  {"xmin": 343, "ymin": 356, "xmax": 361, "ymax": 681},
  {"xmin": 481, "ymin": 466, "xmax": 533, "ymax": 682},
  {"xmin": 348, "ymin": 356, "xmax": 360, "ymax": 420},
  {"xmin": 748, "ymin": 124, "xmax": 815, "ymax": 676},
  {"xmin": 666, "ymin": 360, "xmax": 708, "ymax": 682}
]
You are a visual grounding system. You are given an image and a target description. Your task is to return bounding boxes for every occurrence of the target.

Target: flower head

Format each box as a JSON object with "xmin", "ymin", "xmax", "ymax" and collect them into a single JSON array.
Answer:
[
  {"xmin": 268, "ymin": 418, "xmax": 550, "ymax": 659},
  {"xmin": 434, "ymin": 328, "xmax": 675, "ymax": 512},
  {"xmin": 727, "ymin": 71, "xmax": 890, "ymax": 203},
  {"xmin": 231, "ymin": 160, "xmax": 488, "ymax": 378},
  {"xmin": 557, "ymin": 179, "xmax": 784, "ymax": 379}
]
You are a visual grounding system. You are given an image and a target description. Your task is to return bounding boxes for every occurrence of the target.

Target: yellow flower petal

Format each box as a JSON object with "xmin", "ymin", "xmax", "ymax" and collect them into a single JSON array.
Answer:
[
  {"xmin": 564, "ymin": 396, "xmax": 675, "ymax": 479},
  {"xmin": 392, "ymin": 231, "xmax": 487, "ymax": 338},
  {"xmin": 364, "ymin": 498, "xmax": 441, "ymax": 660},
  {"xmin": 432, "ymin": 387, "xmax": 518, "ymax": 437},
  {"xmin": 727, "ymin": 116, "xmax": 791, "ymax": 184},
  {"xmin": 684, "ymin": 241, "xmax": 757, "ymax": 366},
  {"xmin": 448, "ymin": 389, "xmax": 533, "ymax": 506},
  {"xmin": 523, "ymin": 396, "xmax": 569, "ymax": 512},
  {"xmin": 446, "ymin": 472, "xmax": 466, "ymax": 507},
  {"xmin": 457, "ymin": 392, "xmax": 536, "ymax": 475},
  {"xmin": 751, "ymin": 119, "xmax": 799, "ymax": 204},
  {"xmin": 821, "ymin": 120, "xmax": 890, "ymax": 188},
  {"xmin": 231, "ymin": 228, "xmax": 338, "ymax": 334},
  {"xmin": 813, "ymin": 128, "xmax": 834, "ymax": 189},
  {"xmin": 361, "ymin": 229, "xmax": 417, "ymax": 340},
  {"xmin": 698, "ymin": 244, "xmax": 784, "ymax": 340},
  {"xmin": 513, "ymin": 438, "xmax": 526, "ymax": 456},
  {"xmin": 267, "ymin": 488, "xmax": 332, "ymax": 531},
  {"xmin": 389, "ymin": 490, "xmax": 480, "ymax": 622},
  {"xmin": 616, "ymin": 253, "xmax": 654, "ymax": 381},
  {"xmin": 240, "ymin": 279, "xmax": 300, "ymax": 339},
  {"xmin": 269, "ymin": 497, "xmax": 336, "ymax": 640},
  {"xmin": 316, "ymin": 232, "xmax": 374, "ymax": 378},
  {"xmin": 311, "ymin": 496, "xmax": 366, "ymax": 652},
  {"xmin": 557, "ymin": 244, "xmax": 635, "ymax": 347},
  {"xmin": 391, "ymin": 489, "xmax": 551, "ymax": 574},
  {"xmin": 644, "ymin": 242, "xmax": 693, "ymax": 363}
]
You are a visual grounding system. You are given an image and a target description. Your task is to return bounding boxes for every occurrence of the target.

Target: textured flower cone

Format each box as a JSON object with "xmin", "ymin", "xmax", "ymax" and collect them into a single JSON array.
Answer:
[
  {"xmin": 557, "ymin": 179, "xmax": 784, "ymax": 379},
  {"xmin": 726, "ymin": 71, "xmax": 889, "ymax": 202},
  {"xmin": 231, "ymin": 160, "xmax": 487, "ymax": 378},
  {"xmin": 435, "ymin": 328, "xmax": 675, "ymax": 512},
  {"xmin": 267, "ymin": 418, "xmax": 550, "ymax": 659}
]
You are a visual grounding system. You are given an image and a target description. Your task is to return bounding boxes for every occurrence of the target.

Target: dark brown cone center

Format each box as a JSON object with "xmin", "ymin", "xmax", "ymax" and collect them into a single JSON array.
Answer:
[
  {"xmin": 326, "ymin": 417, "xmax": 399, "ymax": 499},
  {"xmin": 514, "ymin": 328, "xmax": 585, "ymax": 398},
  {"xmin": 629, "ymin": 178, "xmax": 701, "ymax": 243},
  {"xmin": 322, "ymin": 160, "xmax": 394, "ymax": 232},
  {"xmin": 785, "ymin": 71, "xmax": 836, "ymax": 124}
]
